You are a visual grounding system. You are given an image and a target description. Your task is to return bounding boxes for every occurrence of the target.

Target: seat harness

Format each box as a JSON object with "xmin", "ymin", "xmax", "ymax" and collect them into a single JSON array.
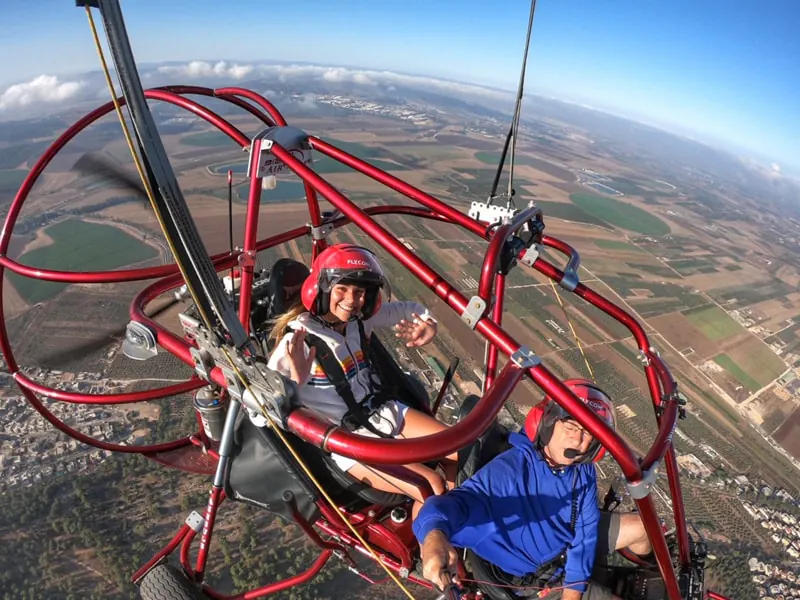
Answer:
[{"xmin": 302, "ymin": 319, "xmax": 394, "ymax": 438}]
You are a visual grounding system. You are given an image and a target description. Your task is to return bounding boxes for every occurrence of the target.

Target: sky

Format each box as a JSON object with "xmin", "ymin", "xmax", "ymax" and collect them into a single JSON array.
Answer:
[{"xmin": 0, "ymin": 0, "xmax": 798, "ymax": 172}]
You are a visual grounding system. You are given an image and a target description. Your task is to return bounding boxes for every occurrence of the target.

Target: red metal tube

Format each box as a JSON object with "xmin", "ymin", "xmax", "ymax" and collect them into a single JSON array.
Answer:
[
  {"xmin": 194, "ymin": 486, "xmax": 225, "ymax": 581},
  {"xmin": 189, "ymin": 435, "xmax": 221, "ymax": 461},
  {"xmin": 705, "ymin": 592, "xmax": 732, "ymax": 600},
  {"xmin": 236, "ymin": 138, "xmax": 264, "ymax": 332},
  {"xmin": 131, "ymin": 524, "xmax": 192, "ymax": 583},
  {"xmin": 641, "ymin": 400, "xmax": 678, "ymax": 470},
  {"xmin": 478, "ymin": 205, "xmax": 541, "ymax": 300},
  {"xmin": 201, "ymin": 550, "xmax": 333, "ymax": 600},
  {"xmin": 16, "ymin": 384, "xmax": 193, "ymax": 454},
  {"xmin": 664, "ymin": 447, "xmax": 691, "ymax": 568},
  {"xmin": 15, "ymin": 372, "xmax": 204, "ymax": 404},
  {"xmin": 180, "ymin": 529, "xmax": 197, "ymax": 579},
  {"xmin": 484, "ymin": 273, "xmax": 505, "ymax": 389},
  {"xmin": 144, "ymin": 89, "xmax": 250, "ymax": 148},
  {"xmin": 288, "ymin": 360, "xmax": 525, "ymax": 464},
  {"xmin": 271, "ymin": 142, "xmax": 642, "ymax": 472},
  {"xmin": 478, "ymin": 223, "xmax": 509, "ymax": 300},
  {"xmin": 154, "ymin": 85, "xmax": 276, "ymax": 127},
  {"xmin": 309, "ymin": 136, "xmax": 488, "ymax": 238},
  {"xmin": 633, "ymin": 495, "xmax": 682, "ymax": 600},
  {"xmin": 0, "ymin": 255, "xmax": 178, "ymax": 284},
  {"xmin": 214, "ymin": 87, "xmax": 288, "ymax": 127},
  {"xmin": 270, "ymin": 142, "xmax": 470, "ymax": 314}
]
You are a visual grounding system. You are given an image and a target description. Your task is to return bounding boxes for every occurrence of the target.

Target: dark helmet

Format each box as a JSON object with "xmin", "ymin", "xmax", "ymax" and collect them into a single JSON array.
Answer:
[
  {"xmin": 301, "ymin": 244, "xmax": 388, "ymax": 320},
  {"xmin": 524, "ymin": 378, "xmax": 616, "ymax": 464}
]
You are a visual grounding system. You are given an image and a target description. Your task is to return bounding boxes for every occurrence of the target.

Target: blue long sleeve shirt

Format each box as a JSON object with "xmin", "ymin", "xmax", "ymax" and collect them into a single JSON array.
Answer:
[{"xmin": 413, "ymin": 433, "xmax": 599, "ymax": 593}]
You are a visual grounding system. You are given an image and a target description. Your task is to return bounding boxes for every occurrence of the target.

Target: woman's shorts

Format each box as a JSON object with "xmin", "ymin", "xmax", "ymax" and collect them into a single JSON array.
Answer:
[{"xmin": 329, "ymin": 400, "xmax": 410, "ymax": 472}]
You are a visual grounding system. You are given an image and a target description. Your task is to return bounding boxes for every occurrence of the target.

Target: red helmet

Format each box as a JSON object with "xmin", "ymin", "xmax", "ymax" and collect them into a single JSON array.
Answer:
[
  {"xmin": 301, "ymin": 244, "xmax": 388, "ymax": 320},
  {"xmin": 524, "ymin": 378, "xmax": 616, "ymax": 464}
]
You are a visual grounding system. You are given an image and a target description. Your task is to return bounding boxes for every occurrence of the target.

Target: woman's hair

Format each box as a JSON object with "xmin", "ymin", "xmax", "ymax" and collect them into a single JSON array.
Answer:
[{"xmin": 268, "ymin": 298, "xmax": 307, "ymax": 346}]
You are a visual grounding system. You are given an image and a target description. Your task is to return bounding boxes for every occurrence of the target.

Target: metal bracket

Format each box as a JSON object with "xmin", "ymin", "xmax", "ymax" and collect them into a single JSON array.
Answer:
[
  {"xmin": 638, "ymin": 350, "xmax": 651, "ymax": 366},
  {"xmin": 185, "ymin": 510, "xmax": 205, "ymax": 533},
  {"xmin": 178, "ymin": 310, "xmax": 299, "ymax": 424},
  {"xmin": 510, "ymin": 346, "xmax": 541, "ymax": 369},
  {"xmin": 247, "ymin": 125, "xmax": 313, "ymax": 179},
  {"xmin": 121, "ymin": 321, "xmax": 158, "ymax": 361},
  {"xmin": 520, "ymin": 243, "xmax": 541, "ymax": 267},
  {"xmin": 310, "ymin": 222, "xmax": 334, "ymax": 240},
  {"xmin": 460, "ymin": 296, "xmax": 487, "ymax": 330},
  {"xmin": 626, "ymin": 463, "xmax": 660, "ymax": 499},
  {"xmin": 189, "ymin": 346, "xmax": 213, "ymax": 380},
  {"xmin": 468, "ymin": 201, "xmax": 518, "ymax": 226}
]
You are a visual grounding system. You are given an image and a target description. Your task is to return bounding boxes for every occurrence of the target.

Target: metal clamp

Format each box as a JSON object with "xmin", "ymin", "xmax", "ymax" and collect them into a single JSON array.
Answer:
[
  {"xmin": 626, "ymin": 463, "xmax": 660, "ymax": 499},
  {"xmin": 520, "ymin": 243, "xmax": 541, "ymax": 267},
  {"xmin": 510, "ymin": 346, "xmax": 541, "ymax": 369},
  {"xmin": 559, "ymin": 271, "xmax": 579, "ymax": 292},
  {"xmin": 310, "ymin": 222, "xmax": 334, "ymax": 240},
  {"xmin": 237, "ymin": 249, "xmax": 256, "ymax": 268},
  {"xmin": 460, "ymin": 296, "xmax": 487, "ymax": 329},
  {"xmin": 185, "ymin": 510, "xmax": 205, "ymax": 533}
]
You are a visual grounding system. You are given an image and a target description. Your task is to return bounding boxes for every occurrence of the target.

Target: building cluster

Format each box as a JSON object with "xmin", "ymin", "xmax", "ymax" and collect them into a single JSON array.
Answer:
[
  {"xmin": 314, "ymin": 95, "xmax": 434, "ymax": 125},
  {"xmin": 741, "ymin": 500, "xmax": 800, "ymax": 561},
  {"xmin": 0, "ymin": 368, "xmax": 142, "ymax": 494},
  {"xmin": 747, "ymin": 556, "xmax": 800, "ymax": 599}
]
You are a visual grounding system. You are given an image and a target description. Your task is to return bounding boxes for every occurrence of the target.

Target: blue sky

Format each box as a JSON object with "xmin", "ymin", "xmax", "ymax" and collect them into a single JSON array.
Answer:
[{"xmin": 1, "ymin": 0, "xmax": 798, "ymax": 172}]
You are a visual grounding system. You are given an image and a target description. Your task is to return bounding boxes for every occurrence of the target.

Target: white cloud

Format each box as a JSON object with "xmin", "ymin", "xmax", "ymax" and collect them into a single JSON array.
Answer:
[
  {"xmin": 0, "ymin": 74, "xmax": 85, "ymax": 111},
  {"xmin": 154, "ymin": 61, "xmax": 513, "ymax": 102},
  {"xmin": 771, "ymin": 163, "xmax": 780, "ymax": 173},
  {"xmin": 157, "ymin": 60, "xmax": 254, "ymax": 80}
]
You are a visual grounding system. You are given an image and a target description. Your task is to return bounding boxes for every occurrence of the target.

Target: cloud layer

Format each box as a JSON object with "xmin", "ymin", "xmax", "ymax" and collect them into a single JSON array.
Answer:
[
  {"xmin": 0, "ymin": 74, "xmax": 84, "ymax": 111},
  {"xmin": 154, "ymin": 61, "xmax": 513, "ymax": 101},
  {"xmin": 157, "ymin": 60, "xmax": 254, "ymax": 80}
]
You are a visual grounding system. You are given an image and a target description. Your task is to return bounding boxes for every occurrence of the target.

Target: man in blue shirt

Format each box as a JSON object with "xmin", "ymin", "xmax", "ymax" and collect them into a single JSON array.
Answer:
[{"xmin": 413, "ymin": 379, "xmax": 652, "ymax": 600}]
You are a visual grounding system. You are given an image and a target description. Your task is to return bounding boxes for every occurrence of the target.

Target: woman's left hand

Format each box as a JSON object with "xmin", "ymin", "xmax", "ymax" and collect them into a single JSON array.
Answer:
[{"xmin": 394, "ymin": 313, "xmax": 438, "ymax": 347}]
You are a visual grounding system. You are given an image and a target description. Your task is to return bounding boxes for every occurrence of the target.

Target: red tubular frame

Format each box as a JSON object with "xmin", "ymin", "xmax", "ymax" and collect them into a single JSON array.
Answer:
[{"xmin": 0, "ymin": 84, "xmax": 721, "ymax": 599}]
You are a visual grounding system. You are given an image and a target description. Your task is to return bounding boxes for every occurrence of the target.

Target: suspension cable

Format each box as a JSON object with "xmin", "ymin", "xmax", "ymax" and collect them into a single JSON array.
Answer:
[
  {"xmin": 488, "ymin": 0, "xmax": 538, "ymax": 208},
  {"xmin": 546, "ymin": 276, "xmax": 596, "ymax": 382},
  {"xmin": 86, "ymin": 8, "xmax": 417, "ymax": 598}
]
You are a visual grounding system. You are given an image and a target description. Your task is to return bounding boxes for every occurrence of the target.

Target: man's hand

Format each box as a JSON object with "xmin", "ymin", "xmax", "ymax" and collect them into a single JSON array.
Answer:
[
  {"xmin": 420, "ymin": 529, "xmax": 459, "ymax": 590},
  {"xmin": 394, "ymin": 313, "xmax": 438, "ymax": 347},
  {"xmin": 561, "ymin": 587, "xmax": 583, "ymax": 600}
]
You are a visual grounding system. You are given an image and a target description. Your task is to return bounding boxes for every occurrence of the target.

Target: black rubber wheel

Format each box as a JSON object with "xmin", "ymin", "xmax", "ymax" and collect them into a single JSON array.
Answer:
[{"xmin": 138, "ymin": 564, "xmax": 206, "ymax": 600}]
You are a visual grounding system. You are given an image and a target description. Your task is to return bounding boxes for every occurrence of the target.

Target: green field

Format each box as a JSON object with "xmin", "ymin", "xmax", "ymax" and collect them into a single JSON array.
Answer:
[
  {"xmin": 389, "ymin": 144, "xmax": 463, "ymax": 160},
  {"xmin": 713, "ymin": 354, "xmax": 762, "ymax": 392},
  {"xmin": 626, "ymin": 262, "xmax": 679, "ymax": 278},
  {"xmin": 535, "ymin": 200, "xmax": 609, "ymax": 228},
  {"xmin": 180, "ymin": 131, "xmax": 237, "ymax": 147},
  {"xmin": 569, "ymin": 193, "xmax": 671, "ymax": 236},
  {"xmin": 7, "ymin": 219, "xmax": 159, "ymax": 304},
  {"xmin": 593, "ymin": 239, "xmax": 646, "ymax": 253},
  {"xmin": 0, "ymin": 169, "xmax": 27, "ymax": 197},
  {"xmin": 682, "ymin": 305, "xmax": 745, "ymax": 341}
]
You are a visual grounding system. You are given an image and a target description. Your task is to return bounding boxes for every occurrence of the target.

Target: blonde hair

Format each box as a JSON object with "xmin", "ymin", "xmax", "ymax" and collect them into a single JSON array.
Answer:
[{"xmin": 268, "ymin": 299, "xmax": 307, "ymax": 346}]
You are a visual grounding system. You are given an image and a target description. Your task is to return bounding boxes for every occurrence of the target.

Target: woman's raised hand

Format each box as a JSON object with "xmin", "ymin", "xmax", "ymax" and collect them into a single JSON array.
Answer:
[
  {"xmin": 285, "ymin": 329, "xmax": 316, "ymax": 384},
  {"xmin": 394, "ymin": 313, "xmax": 438, "ymax": 347}
]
